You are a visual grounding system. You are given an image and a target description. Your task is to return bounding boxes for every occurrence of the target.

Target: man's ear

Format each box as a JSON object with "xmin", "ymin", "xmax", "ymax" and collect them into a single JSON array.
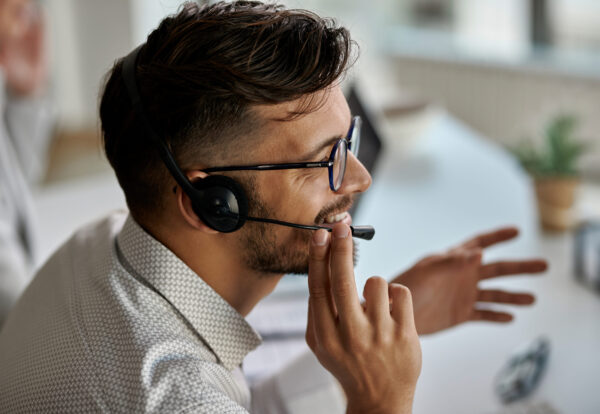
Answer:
[{"xmin": 176, "ymin": 170, "xmax": 220, "ymax": 234}]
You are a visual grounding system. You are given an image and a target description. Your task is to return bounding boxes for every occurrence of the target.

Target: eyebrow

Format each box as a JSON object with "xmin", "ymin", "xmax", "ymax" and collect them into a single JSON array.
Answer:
[{"xmin": 298, "ymin": 136, "xmax": 341, "ymax": 162}]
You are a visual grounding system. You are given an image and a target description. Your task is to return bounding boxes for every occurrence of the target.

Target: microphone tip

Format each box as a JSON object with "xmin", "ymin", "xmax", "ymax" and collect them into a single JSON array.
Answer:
[{"xmin": 350, "ymin": 225, "xmax": 375, "ymax": 241}]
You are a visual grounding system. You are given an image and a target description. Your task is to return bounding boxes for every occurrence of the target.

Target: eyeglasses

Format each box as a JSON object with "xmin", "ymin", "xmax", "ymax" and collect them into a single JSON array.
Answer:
[{"xmin": 202, "ymin": 116, "xmax": 361, "ymax": 192}]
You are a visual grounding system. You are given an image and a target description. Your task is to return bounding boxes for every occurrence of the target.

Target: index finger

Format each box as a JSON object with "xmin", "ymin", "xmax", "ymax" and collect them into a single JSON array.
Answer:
[
  {"xmin": 329, "ymin": 223, "xmax": 363, "ymax": 326},
  {"xmin": 456, "ymin": 227, "xmax": 519, "ymax": 250},
  {"xmin": 480, "ymin": 259, "xmax": 548, "ymax": 279},
  {"xmin": 308, "ymin": 229, "xmax": 336, "ymax": 332}
]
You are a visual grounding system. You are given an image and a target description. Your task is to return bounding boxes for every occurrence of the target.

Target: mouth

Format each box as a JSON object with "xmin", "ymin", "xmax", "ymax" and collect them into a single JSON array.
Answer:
[
  {"xmin": 318, "ymin": 210, "xmax": 353, "ymax": 228},
  {"xmin": 314, "ymin": 196, "xmax": 355, "ymax": 228}
]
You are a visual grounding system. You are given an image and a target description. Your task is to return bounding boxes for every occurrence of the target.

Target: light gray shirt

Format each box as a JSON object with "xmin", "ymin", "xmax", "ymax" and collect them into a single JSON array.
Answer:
[
  {"xmin": 0, "ymin": 212, "xmax": 262, "ymax": 413},
  {"xmin": 0, "ymin": 69, "xmax": 53, "ymax": 325}
]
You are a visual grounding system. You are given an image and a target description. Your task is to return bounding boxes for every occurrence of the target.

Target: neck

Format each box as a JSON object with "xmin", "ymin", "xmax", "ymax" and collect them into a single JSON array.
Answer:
[{"xmin": 148, "ymin": 220, "xmax": 283, "ymax": 317}]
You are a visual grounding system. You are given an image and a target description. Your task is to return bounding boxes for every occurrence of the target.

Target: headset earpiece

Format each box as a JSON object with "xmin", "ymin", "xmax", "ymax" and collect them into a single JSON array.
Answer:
[{"xmin": 190, "ymin": 175, "xmax": 248, "ymax": 233}]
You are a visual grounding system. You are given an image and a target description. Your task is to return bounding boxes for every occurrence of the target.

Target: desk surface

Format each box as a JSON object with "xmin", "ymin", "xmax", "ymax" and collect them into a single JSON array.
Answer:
[{"xmin": 33, "ymin": 111, "xmax": 600, "ymax": 413}]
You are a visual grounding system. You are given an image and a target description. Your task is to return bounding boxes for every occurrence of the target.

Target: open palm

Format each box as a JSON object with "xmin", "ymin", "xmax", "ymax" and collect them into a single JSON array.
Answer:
[{"xmin": 391, "ymin": 227, "xmax": 547, "ymax": 335}]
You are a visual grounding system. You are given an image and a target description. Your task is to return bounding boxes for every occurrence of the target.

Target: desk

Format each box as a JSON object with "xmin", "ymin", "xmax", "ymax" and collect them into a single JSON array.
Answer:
[{"xmin": 33, "ymin": 112, "xmax": 600, "ymax": 413}]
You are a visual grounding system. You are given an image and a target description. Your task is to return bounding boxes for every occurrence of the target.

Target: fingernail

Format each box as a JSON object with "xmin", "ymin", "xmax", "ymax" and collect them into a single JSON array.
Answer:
[
  {"xmin": 333, "ymin": 225, "xmax": 349, "ymax": 239},
  {"xmin": 313, "ymin": 229, "xmax": 329, "ymax": 246}
]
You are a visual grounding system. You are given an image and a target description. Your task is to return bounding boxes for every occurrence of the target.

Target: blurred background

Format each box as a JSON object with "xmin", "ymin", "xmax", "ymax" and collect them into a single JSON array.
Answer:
[
  {"xmin": 44, "ymin": 0, "xmax": 600, "ymax": 181},
  {"xmin": 7, "ymin": 0, "xmax": 600, "ymax": 413}
]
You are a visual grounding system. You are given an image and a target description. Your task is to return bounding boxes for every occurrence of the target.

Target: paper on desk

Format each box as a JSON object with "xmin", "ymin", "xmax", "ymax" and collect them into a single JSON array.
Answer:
[
  {"xmin": 244, "ymin": 296, "xmax": 309, "ymax": 382},
  {"xmin": 245, "ymin": 295, "xmax": 346, "ymax": 413},
  {"xmin": 246, "ymin": 296, "xmax": 308, "ymax": 337},
  {"xmin": 250, "ymin": 350, "xmax": 346, "ymax": 414}
]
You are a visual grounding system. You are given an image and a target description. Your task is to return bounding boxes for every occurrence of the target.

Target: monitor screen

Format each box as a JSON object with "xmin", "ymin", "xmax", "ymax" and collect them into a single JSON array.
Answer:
[{"xmin": 346, "ymin": 85, "xmax": 384, "ymax": 216}]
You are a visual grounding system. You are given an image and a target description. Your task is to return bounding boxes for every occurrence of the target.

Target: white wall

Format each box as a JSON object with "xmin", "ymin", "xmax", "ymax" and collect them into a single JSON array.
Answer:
[
  {"xmin": 377, "ymin": 54, "xmax": 600, "ymax": 177},
  {"xmin": 46, "ymin": 0, "xmax": 188, "ymax": 130}
]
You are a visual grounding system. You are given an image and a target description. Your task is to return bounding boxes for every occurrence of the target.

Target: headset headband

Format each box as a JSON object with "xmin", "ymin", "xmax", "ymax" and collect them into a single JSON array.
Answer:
[{"xmin": 121, "ymin": 45, "xmax": 198, "ymax": 197}]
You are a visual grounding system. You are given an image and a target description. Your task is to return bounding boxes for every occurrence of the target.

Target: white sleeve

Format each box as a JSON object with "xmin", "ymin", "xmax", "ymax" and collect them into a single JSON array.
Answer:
[{"xmin": 4, "ymin": 90, "xmax": 55, "ymax": 185}]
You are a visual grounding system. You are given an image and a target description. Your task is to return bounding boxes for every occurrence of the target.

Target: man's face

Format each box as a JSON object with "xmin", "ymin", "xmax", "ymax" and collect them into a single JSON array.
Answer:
[
  {"xmin": 232, "ymin": 86, "xmax": 372, "ymax": 275},
  {"xmin": 0, "ymin": 0, "xmax": 32, "ymax": 41}
]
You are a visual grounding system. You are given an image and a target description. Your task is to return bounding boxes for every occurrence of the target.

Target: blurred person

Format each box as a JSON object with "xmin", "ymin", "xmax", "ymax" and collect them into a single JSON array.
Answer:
[
  {"xmin": 0, "ymin": 1, "xmax": 545, "ymax": 412},
  {"xmin": 0, "ymin": 0, "xmax": 52, "ymax": 326}
]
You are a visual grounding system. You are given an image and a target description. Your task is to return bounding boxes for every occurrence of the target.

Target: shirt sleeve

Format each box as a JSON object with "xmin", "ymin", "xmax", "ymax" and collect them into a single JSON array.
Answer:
[{"xmin": 4, "ymin": 91, "xmax": 55, "ymax": 184}]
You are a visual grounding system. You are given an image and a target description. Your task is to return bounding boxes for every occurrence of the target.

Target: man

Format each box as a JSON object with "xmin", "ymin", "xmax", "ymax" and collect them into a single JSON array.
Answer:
[
  {"xmin": 0, "ymin": 2, "xmax": 546, "ymax": 413},
  {"xmin": 0, "ymin": 0, "xmax": 52, "ymax": 326}
]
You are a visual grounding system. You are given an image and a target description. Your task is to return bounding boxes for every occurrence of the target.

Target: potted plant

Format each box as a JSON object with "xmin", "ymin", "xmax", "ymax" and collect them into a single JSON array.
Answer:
[{"xmin": 512, "ymin": 115, "xmax": 587, "ymax": 231}]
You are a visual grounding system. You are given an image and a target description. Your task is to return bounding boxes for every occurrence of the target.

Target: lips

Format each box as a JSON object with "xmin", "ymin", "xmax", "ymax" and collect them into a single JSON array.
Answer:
[{"xmin": 314, "ymin": 196, "xmax": 355, "ymax": 227}]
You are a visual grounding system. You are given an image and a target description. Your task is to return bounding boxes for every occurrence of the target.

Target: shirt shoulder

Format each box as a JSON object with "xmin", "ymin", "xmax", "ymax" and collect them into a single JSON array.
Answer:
[{"xmin": 0, "ymin": 212, "xmax": 251, "ymax": 412}]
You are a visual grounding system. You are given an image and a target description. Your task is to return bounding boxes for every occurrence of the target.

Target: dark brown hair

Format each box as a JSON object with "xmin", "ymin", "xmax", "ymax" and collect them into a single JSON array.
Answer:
[{"xmin": 99, "ymin": 1, "xmax": 356, "ymax": 221}]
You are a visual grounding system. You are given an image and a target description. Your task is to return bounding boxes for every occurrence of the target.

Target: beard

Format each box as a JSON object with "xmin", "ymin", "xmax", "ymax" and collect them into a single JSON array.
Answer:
[{"xmin": 239, "ymin": 179, "xmax": 358, "ymax": 276}]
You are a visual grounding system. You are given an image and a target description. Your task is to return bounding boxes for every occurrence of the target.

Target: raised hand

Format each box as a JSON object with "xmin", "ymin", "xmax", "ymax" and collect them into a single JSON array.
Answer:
[
  {"xmin": 392, "ymin": 227, "xmax": 547, "ymax": 335},
  {"xmin": 306, "ymin": 223, "xmax": 422, "ymax": 414}
]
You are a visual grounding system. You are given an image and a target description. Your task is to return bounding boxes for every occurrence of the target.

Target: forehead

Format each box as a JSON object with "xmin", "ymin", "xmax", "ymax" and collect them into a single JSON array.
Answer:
[{"xmin": 251, "ymin": 87, "xmax": 351, "ymax": 161}]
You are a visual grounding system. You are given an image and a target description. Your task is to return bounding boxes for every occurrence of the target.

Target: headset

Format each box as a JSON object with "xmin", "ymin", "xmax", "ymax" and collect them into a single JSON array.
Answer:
[{"xmin": 121, "ymin": 45, "xmax": 374, "ymax": 240}]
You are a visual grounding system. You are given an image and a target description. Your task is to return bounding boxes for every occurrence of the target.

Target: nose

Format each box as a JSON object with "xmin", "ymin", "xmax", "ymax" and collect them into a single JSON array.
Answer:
[{"xmin": 337, "ymin": 152, "xmax": 372, "ymax": 195}]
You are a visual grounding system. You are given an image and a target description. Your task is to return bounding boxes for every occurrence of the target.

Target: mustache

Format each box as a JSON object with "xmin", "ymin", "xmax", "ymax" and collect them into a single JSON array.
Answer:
[{"xmin": 314, "ymin": 195, "xmax": 355, "ymax": 224}]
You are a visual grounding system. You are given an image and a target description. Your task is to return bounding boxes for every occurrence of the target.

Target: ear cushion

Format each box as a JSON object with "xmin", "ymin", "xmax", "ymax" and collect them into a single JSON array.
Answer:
[{"xmin": 190, "ymin": 175, "xmax": 248, "ymax": 233}]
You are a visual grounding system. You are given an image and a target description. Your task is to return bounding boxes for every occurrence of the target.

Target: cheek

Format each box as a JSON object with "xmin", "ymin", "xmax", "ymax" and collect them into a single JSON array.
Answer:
[
  {"xmin": 288, "ymin": 175, "xmax": 332, "ymax": 224},
  {"xmin": 259, "ymin": 171, "xmax": 329, "ymax": 222}
]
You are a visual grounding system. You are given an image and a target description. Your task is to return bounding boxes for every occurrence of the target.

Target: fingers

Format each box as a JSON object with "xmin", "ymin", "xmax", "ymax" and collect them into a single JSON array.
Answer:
[
  {"xmin": 470, "ymin": 308, "xmax": 514, "ymax": 323},
  {"xmin": 389, "ymin": 283, "xmax": 416, "ymax": 332},
  {"xmin": 329, "ymin": 223, "xmax": 363, "ymax": 327},
  {"xmin": 308, "ymin": 229, "xmax": 335, "ymax": 333},
  {"xmin": 459, "ymin": 227, "xmax": 519, "ymax": 249},
  {"xmin": 477, "ymin": 289, "xmax": 535, "ymax": 305},
  {"xmin": 479, "ymin": 259, "xmax": 548, "ymax": 280},
  {"xmin": 363, "ymin": 277, "xmax": 390, "ymax": 327}
]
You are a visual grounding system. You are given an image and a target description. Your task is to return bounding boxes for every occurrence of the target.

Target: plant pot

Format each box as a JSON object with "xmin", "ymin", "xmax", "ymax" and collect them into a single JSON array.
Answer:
[{"xmin": 534, "ymin": 176, "xmax": 579, "ymax": 231}]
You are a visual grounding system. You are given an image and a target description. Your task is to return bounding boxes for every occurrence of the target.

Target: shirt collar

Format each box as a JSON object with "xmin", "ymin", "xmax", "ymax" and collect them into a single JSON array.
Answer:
[{"xmin": 116, "ymin": 214, "xmax": 262, "ymax": 371}]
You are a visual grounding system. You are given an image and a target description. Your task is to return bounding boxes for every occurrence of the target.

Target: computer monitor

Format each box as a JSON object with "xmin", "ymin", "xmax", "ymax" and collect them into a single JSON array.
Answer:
[{"xmin": 346, "ymin": 85, "xmax": 384, "ymax": 216}]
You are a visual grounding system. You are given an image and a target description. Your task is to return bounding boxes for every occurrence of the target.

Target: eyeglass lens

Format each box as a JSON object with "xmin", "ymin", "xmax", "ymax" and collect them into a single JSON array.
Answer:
[
  {"xmin": 332, "ymin": 139, "xmax": 348, "ymax": 191},
  {"xmin": 349, "ymin": 116, "xmax": 361, "ymax": 157},
  {"xmin": 331, "ymin": 116, "xmax": 361, "ymax": 191}
]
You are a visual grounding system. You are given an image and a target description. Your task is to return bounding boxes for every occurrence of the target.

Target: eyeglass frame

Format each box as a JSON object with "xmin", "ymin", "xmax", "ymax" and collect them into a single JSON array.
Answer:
[{"xmin": 201, "ymin": 116, "xmax": 361, "ymax": 192}]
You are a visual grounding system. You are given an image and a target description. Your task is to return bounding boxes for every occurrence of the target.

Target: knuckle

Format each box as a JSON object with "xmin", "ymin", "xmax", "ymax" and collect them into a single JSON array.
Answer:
[
  {"xmin": 363, "ymin": 276, "xmax": 386, "ymax": 297},
  {"xmin": 333, "ymin": 280, "xmax": 354, "ymax": 298},
  {"xmin": 390, "ymin": 283, "xmax": 411, "ymax": 298},
  {"xmin": 308, "ymin": 286, "xmax": 329, "ymax": 301},
  {"xmin": 366, "ymin": 276, "xmax": 387, "ymax": 289},
  {"xmin": 396, "ymin": 325, "xmax": 418, "ymax": 342},
  {"xmin": 345, "ymin": 334, "xmax": 369, "ymax": 354},
  {"xmin": 380, "ymin": 332, "xmax": 396, "ymax": 349}
]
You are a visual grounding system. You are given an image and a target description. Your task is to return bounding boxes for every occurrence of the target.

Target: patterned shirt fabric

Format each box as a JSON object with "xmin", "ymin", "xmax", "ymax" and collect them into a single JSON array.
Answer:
[{"xmin": 0, "ymin": 211, "xmax": 262, "ymax": 413}]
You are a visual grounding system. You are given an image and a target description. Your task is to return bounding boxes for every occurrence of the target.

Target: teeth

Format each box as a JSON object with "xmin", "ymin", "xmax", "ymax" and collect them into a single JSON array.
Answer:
[{"xmin": 325, "ymin": 212, "xmax": 347, "ymax": 224}]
